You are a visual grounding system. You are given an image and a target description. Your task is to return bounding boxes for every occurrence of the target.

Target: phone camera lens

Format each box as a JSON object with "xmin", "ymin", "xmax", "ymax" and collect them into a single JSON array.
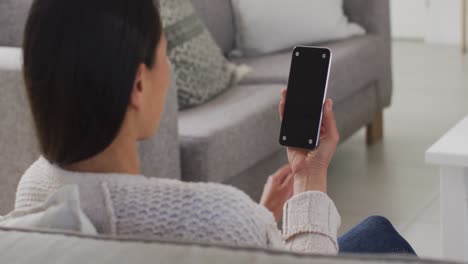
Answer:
[
  {"xmin": 295, "ymin": 52, "xmax": 300, "ymax": 57},
  {"xmin": 322, "ymin": 53, "xmax": 327, "ymax": 59}
]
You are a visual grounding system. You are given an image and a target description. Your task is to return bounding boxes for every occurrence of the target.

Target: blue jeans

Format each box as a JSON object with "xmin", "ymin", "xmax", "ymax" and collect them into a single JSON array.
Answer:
[{"xmin": 339, "ymin": 216, "xmax": 416, "ymax": 255}]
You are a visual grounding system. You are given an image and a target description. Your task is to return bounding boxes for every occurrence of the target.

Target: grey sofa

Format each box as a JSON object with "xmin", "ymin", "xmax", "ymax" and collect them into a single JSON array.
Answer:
[
  {"xmin": 0, "ymin": 227, "xmax": 454, "ymax": 264},
  {"xmin": 180, "ymin": 0, "xmax": 392, "ymax": 199},
  {"xmin": 0, "ymin": 0, "xmax": 392, "ymax": 215}
]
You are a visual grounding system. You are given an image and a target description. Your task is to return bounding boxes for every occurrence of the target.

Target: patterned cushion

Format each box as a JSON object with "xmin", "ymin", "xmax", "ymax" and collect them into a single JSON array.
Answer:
[{"xmin": 159, "ymin": 0, "xmax": 245, "ymax": 110}]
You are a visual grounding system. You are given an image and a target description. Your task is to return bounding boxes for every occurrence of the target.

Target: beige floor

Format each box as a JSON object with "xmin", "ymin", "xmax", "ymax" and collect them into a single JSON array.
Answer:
[{"xmin": 328, "ymin": 41, "xmax": 468, "ymax": 259}]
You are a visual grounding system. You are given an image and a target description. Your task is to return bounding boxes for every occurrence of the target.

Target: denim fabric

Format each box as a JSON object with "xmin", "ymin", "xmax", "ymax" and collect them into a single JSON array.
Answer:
[{"xmin": 339, "ymin": 216, "xmax": 417, "ymax": 255}]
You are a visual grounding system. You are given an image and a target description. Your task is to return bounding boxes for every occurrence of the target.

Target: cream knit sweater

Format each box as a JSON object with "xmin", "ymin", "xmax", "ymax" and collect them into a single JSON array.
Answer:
[{"xmin": 14, "ymin": 157, "xmax": 341, "ymax": 254}]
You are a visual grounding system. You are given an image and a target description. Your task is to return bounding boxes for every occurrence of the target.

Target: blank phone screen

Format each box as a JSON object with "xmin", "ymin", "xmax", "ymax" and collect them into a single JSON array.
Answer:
[{"xmin": 279, "ymin": 46, "xmax": 331, "ymax": 150}]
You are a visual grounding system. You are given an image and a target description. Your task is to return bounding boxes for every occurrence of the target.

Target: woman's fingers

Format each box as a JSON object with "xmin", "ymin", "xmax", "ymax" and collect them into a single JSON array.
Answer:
[
  {"xmin": 271, "ymin": 164, "xmax": 292, "ymax": 184},
  {"xmin": 279, "ymin": 101, "xmax": 285, "ymax": 121},
  {"xmin": 280, "ymin": 171, "xmax": 295, "ymax": 189},
  {"xmin": 321, "ymin": 99, "xmax": 340, "ymax": 144},
  {"xmin": 279, "ymin": 88, "xmax": 287, "ymax": 121}
]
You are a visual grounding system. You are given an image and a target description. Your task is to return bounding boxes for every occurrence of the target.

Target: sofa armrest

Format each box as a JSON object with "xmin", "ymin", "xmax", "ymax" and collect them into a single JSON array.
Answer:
[
  {"xmin": 343, "ymin": 0, "xmax": 393, "ymax": 109},
  {"xmin": 344, "ymin": 0, "xmax": 391, "ymax": 41},
  {"xmin": 138, "ymin": 65, "xmax": 181, "ymax": 180},
  {"xmin": 0, "ymin": 48, "xmax": 40, "ymax": 214}
]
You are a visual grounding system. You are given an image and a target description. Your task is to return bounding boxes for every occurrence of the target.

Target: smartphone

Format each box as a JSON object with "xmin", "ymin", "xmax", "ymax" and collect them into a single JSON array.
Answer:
[{"xmin": 279, "ymin": 46, "xmax": 332, "ymax": 150}]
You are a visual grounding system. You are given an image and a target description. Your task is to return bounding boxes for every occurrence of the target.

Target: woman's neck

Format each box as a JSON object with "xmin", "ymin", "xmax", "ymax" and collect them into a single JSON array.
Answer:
[{"xmin": 63, "ymin": 129, "xmax": 141, "ymax": 175}]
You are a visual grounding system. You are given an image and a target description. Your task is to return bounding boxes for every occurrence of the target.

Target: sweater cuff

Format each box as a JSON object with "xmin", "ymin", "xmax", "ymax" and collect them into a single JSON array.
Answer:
[{"xmin": 282, "ymin": 191, "xmax": 341, "ymax": 242}]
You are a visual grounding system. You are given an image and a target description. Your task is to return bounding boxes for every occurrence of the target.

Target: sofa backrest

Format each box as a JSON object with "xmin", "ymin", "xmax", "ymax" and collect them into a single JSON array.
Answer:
[
  {"xmin": 0, "ymin": 227, "xmax": 452, "ymax": 264},
  {"xmin": 0, "ymin": 0, "xmax": 33, "ymax": 47},
  {"xmin": 0, "ymin": 0, "xmax": 236, "ymax": 52},
  {"xmin": 191, "ymin": 0, "xmax": 236, "ymax": 54}
]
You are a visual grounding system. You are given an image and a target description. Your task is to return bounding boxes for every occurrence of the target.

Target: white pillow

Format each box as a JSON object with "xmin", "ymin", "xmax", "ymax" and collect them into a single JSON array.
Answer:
[
  {"xmin": 230, "ymin": 0, "xmax": 366, "ymax": 57},
  {"xmin": 0, "ymin": 185, "xmax": 97, "ymax": 235},
  {"xmin": 0, "ymin": 46, "xmax": 22, "ymax": 70}
]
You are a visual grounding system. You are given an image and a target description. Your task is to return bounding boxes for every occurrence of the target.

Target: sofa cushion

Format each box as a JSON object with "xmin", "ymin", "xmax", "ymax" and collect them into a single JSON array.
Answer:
[
  {"xmin": 190, "ymin": 0, "xmax": 235, "ymax": 54},
  {"xmin": 0, "ymin": 0, "xmax": 33, "ymax": 47},
  {"xmin": 231, "ymin": 36, "xmax": 384, "ymax": 104},
  {"xmin": 179, "ymin": 84, "xmax": 284, "ymax": 183}
]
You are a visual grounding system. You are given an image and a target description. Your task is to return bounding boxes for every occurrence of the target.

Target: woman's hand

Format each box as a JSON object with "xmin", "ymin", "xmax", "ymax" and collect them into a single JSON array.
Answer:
[
  {"xmin": 279, "ymin": 89, "xmax": 340, "ymax": 195},
  {"xmin": 260, "ymin": 164, "xmax": 294, "ymax": 222}
]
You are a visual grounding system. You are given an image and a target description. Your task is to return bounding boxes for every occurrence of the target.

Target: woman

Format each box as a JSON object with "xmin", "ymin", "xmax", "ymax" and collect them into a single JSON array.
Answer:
[{"xmin": 15, "ymin": 0, "xmax": 415, "ymax": 255}]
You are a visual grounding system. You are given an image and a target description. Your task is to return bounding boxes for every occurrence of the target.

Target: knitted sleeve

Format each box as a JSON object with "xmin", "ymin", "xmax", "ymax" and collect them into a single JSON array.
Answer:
[
  {"xmin": 101, "ymin": 178, "xmax": 278, "ymax": 248},
  {"xmin": 279, "ymin": 191, "xmax": 341, "ymax": 254}
]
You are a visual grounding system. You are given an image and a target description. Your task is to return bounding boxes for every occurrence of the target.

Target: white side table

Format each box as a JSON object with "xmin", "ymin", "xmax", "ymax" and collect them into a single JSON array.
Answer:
[{"xmin": 426, "ymin": 115, "xmax": 468, "ymax": 262}]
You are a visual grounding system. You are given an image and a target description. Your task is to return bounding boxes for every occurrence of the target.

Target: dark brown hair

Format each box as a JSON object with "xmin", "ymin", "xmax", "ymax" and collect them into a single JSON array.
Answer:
[{"xmin": 23, "ymin": 0, "xmax": 163, "ymax": 166}]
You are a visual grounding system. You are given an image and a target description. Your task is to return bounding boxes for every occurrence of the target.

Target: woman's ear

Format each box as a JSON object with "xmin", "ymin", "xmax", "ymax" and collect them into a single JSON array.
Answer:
[{"xmin": 129, "ymin": 63, "xmax": 147, "ymax": 111}]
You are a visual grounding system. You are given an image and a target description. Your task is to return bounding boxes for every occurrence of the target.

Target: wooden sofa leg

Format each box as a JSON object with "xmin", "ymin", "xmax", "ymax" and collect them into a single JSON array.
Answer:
[{"xmin": 366, "ymin": 111, "xmax": 383, "ymax": 145}]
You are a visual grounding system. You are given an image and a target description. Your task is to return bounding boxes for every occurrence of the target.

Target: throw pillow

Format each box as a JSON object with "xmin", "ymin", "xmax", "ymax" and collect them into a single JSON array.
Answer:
[
  {"xmin": 0, "ymin": 185, "xmax": 97, "ymax": 235},
  {"xmin": 159, "ymin": 0, "xmax": 249, "ymax": 110},
  {"xmin": 0, "ymin": 47, "xmax": 22, "ymax": 70},
  {"xmin": 230, "ymin": 0, "xmax": 366, "ymax": 57}
]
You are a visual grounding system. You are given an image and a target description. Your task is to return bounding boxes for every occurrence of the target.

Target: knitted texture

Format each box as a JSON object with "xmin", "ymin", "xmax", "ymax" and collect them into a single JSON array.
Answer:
[
  {"xmin": 102, "ymin": 179, "xmax": 274, "ymax": 247},
  {"xmin": 13, "ymin": 157, "xmax": 341, "ymax": 254},
  {"xmin": 15, "ymin": 166, "xmax": 63, "ymax": 211}
]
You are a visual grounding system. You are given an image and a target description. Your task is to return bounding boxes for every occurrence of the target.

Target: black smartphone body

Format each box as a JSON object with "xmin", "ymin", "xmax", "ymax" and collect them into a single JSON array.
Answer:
[{"xmin": 279, "ymin": 46, "xmax": 332, "ymax": 150}]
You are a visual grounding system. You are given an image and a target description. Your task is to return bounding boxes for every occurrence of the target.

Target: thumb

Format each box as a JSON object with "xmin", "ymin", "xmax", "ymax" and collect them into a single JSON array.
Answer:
[{"xmin": 272, "ymin": 164, "xmax": 292, "ymax": 183}]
